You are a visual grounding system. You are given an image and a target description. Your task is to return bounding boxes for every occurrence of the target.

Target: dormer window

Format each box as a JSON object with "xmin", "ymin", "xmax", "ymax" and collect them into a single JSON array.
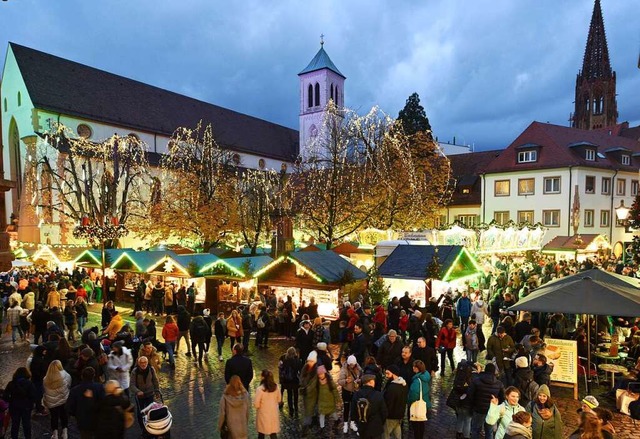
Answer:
[
  {"xmin": 462, "ymin": 188, "xmax": 470, "ymax": 194},
  {"xmin": 517, "ymin": 150, "xmax": 537, "ymax": 163},
  {"xmin": 585, "ymin": 149, "xmax": 595, "ymax": 161},
  {"xmin": 622, "ymin": 154, "xmax": 630, "ymax": 165}
]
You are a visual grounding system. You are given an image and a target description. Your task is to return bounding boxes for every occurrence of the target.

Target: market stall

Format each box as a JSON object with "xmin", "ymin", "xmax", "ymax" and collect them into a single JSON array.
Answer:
[
  {"xmin": 541, "ymin": 234, "xmax": 611, "ymax": 262},
  {"xmin": 255, "ymin": 250, "xmax": 367, "ymax": 318},
  {"xmin": 199, "ymin": 255, "xmax": 273, "ymax": 313},
  {"xmin": 110, "ymin": 250, "xmax": 178, "ymax": 301},
  {"xmin": 378, "ymin": 245, "xmax": 482, "ymax": 305}
]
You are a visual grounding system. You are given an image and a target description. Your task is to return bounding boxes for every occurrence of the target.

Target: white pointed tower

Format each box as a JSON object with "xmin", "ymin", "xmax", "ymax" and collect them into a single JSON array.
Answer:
[{"xmin": 298, "ymin": 37, "xmax": 345, "ymax": 157}]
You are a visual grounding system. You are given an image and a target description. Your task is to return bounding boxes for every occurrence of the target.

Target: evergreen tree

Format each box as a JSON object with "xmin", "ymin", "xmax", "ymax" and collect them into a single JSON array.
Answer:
[
  {"xmin": 397, "ymin": 92, "xmax": 432, "ymax": 136},
  {"xmin": 367, "ymin": 265, "xmax": 390, "ymax": 306},
  {"xmin": 629, "ymin": 193, "xmax": 640, "ymax": 230}
]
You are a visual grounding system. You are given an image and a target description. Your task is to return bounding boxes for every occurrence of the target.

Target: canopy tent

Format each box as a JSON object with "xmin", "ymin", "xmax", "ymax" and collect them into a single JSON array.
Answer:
[{"xmin": 509, "ymin": 268, "xmax": 640, "ymax": 316}]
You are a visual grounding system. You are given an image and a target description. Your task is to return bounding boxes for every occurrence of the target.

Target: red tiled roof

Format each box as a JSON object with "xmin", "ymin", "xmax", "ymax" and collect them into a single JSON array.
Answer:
[
  {"xmin": 448, "ymin": 150, "xmax": 503, "ymax": 206},
  {"xmin": 542, "ymin": 234, "xmax": 604, "ymax": 251},
  {"xmin": 483, "ymin": 122, "xmax": 640, "ymax": 174}
]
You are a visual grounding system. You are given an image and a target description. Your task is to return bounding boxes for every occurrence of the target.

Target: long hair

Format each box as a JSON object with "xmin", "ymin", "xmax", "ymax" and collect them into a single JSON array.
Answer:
[
  {"xmin": 285, "ymin": 346, "xmax": 298, "ymax": 360},
  {"xmin": 12, "ymin": 367, "xmax": 31, "ymax": 381},
  {"xmin": 579, "ymin": 412, "xmax": 604, "ymax": 439},
  {"xmin": 260, "ymin": 369, "xmax": 277, "ymax": 393},
  {"xmin": 224, "ymin": 375, "xmax": 246, "ymax": 396},
  {"xmin": 43, "ymin": 360, "xmax": 65, "ymax": 388}
]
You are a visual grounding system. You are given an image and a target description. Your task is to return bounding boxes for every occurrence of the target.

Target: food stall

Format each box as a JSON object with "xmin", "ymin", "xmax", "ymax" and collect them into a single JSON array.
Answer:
[
  {"xmin": 378, "ymin": 245, "xmax": 482, "ymax": 305},
  {"xmin": 110, "ymin": 250, "xmax": 178, "ymax": 301},
  {"xmin": 541, "ymin": 234, "xmax": 611, "ymax": 261},
  {"xmin": 255, "ymin": 250, "xmax": 367, "ymax": 318},
  {"xmin": 199, "ymin": 255, "xmax": 273, "ymax": 314}
]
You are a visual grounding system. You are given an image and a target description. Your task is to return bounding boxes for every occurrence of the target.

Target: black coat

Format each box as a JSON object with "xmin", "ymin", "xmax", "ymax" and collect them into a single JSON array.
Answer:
[
  {"xmin": 351, "ymin": 385, "xmax": 388, "ymax": 438},
  {"xmin": 177, "ymin": 308, "xmax": 191, "ymax": 331},
  {"xmin": 94, "ymin": 394, "xmax": 131, "ymax": 439},
  {"xmin": 412, "ymin": 345, "xmax": 438, "ymax": 374},
  {"xmin": 350, "ymin": 333, "xmax": 369, "ymax": 365},
  {"xmin": 383, "ymin": 378, "xmax": 408, "ymax": 420},
  {"xmin": 394, "ymin": 357, "xmax": 415, "ymax": 385},
  {"xmin": 224, "ymin": 354, "xmax": 253, "ymax": 391},
  {"xmin": 68, "ymin": 381, "xmax": 105, "ymax": 431},
  {"xmin": 467, "ymin": 371, "xmax": 505, "ymax": 414},
  {"xmin": 533, "ymin": 363, "xmax": 553, "ymax": 386},
  {"xmin": 376, "ymin": 339, "xmax": 403, "ymax": 369},
  {"xmin": 4, "ymin": 377, "xmax": 36, "ymax": 411},
  {"xmin": 295, "ymin": 328, "xmax": 314, "ymax": 360}
]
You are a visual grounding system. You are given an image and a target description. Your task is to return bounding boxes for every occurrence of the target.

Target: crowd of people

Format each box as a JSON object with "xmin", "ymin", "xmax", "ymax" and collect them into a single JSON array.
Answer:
[{"xmin": 1, "ymin": 255, "xmax": 640, "ymax": 439}]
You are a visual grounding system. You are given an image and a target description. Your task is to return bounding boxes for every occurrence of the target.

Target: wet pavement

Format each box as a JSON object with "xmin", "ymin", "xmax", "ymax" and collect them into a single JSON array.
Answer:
[{"xmin": 1, "ymin": 307, "xmax": 638, "ymax": 438}]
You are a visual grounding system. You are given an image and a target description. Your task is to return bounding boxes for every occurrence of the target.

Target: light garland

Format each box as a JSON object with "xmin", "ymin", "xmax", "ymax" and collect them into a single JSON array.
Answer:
[{"xmin": 73, "ymin": 223, "xmax": 128, "ymax": 242}]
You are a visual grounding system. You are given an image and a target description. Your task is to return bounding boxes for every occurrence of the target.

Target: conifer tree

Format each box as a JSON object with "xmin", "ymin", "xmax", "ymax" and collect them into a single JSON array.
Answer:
[{"xmin": 397, "ymin": 92, "xmax": 432, "ymax": 136}]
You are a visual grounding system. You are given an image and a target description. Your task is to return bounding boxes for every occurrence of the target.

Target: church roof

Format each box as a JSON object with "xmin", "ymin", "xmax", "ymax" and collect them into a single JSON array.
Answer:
[
  {"xmin": 298, "ymin": 46, "xmax": 345, "ymax": 78},
  {"xmin": 9, "ymin": 43, "xmax": 299, "ymax": 162},
  {"xmin": 580, "ymin": 0, "xmax": 613, "ymax": 80}
]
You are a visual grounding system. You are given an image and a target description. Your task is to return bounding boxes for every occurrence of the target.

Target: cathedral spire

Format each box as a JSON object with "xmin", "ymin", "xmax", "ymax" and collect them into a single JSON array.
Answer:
[
  {"xmin": 580, "ymin": 0, "xmax": 612, "ymax": 80},
  {"xmin": 572, "ymin": 0, "xmax": 617, "ymax": 131}
]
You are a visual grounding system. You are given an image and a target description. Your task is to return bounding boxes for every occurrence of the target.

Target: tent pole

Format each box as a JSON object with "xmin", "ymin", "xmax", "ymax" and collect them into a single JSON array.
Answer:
[{"xmin": 586, "ymin": 314, "xmax": 592, "ymax": 393}]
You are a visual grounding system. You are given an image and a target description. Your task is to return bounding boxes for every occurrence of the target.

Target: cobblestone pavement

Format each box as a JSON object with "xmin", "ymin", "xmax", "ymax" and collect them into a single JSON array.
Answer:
[{"xmin": 0, "ymin": 311, "xmax": 638, "ymax": 438}]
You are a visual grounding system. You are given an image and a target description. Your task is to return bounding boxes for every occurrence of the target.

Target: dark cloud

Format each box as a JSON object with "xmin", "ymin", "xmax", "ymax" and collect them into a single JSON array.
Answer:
[{"xmin": 1, "ymin": 0, "xmax": 638, "ymax": 150}]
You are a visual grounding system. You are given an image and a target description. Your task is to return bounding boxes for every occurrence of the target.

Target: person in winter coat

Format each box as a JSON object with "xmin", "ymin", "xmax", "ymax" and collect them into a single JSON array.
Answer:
[
  {"xmin": 214, "ymin": 312, "xmax": 227, "ymax": 360},
  {"xmin": 470, "ymin": 296, "xmax": 489, "ymax": 326},
  {"xmin": 176, "ymin": 305, "xmax": 192, "ymax": 356},
  {"xmin": 504, "ymin": 411, "xmax": 533, "ymax": 439},
  {"xmin": 351, "ymin": 374, "xmax": 387, "ymax": 439},
  {"xmin": 486, "ymin": 386, "xmax": 526, "ymax": 439},
  {"xmin": 162, "ymin": 315, "xmax": 179, "ymax": 367},
  {"xmin": 376, "ymin": 329, "xmax": 403, "ymax": 370},
  {"xmin": 43, "ymin": 360, "xmax": 72, "ymax": 439},
  {"xmin": 436, "ymin": 319, "xmax": 457, "ymax": 376},
  {"xmin": 4, "ymin": 367, "xmax": 36, "ymax": 439},
  {"xmin": 316, "ymin": 365, "xmax": 340, "ymax": 432},
  {"xmin": 189, "ymin": 315, "xmax": 210, "ymax": 365},
  {"xmin": 219, "ymin": 375, "xmax": 250, "ymax": 439},
  {"xmin": 408, "ymin": 360, "xmax": 431, "ymax": 439},
  {"xmin": 47, "ymin": 288, "xmax": 61, "ymax": 310},
  {"xmin": 68, "ymin": 367, "xmax": 105, "ymax": 439},
  {"xmin": 102, "ymin": 311, "xmax": 124, "ymax": 341},
  {"xmin": 513, "ymin": 357, "xmax": 539, "ymax": 405},
  {"xmin": 29, "ymin": 345, "xmax": 48, "ymax": 415},
  {"xmin": 295, "ymin": 319, "xmax": 314, "ymax": 362},
  {"xmin": 95, "ymin": 380, "xmax": 131, "ymax": 439},
  {"xmin": 137, "ymin": 341, "xmax": 161, "ymax": 373},
  {"xmin": 225, "ymin": 343, "xmax": 254, "ymax": 390},
  {"xmin": 299, "ymin": 351, "xmax": 319, "ymax": 434},
  {"xmin": 74, "ymin": 297, "xmax": 88, "ymax": 335},
  {"xmin": 468, "ymin": 362, "xmax": 505, "ymax": 439},
  {"xmin": 383, "ymin": 364, "xmax": 408, "ymax": 439},
  {"xmin": 106, "ymin": 341, "xmax": 133, "ymax": 396},
  {"xmin": 279, "ymin": 347, "xmax": 302, "ymax": 415},
  {"xmin": 338, "ymin": 355, "xmax": 362, "ymax": 434},
  {"xmin": 532, "ymin": 354, "xmax": 553, "ymax": 387},
  {"xmin": 226, "ymin": 309, "xmax": 243, "ymax": 352},
  {"xmin": 412, "ymin": 336, "xmax": 439, "ymax": 377},
  {"xmin": 372, "ymin": 302, "xmax": 387, "ymax": 332},
  {"xmin": 202, "ymin": 308, "xmax": 214, "ymax": 352},
  {"xmin": 449, "ymin": 360, "xmax": 476, "ymax": 439},
  {"xmin": 129, "ymin": 356, "xmax": 159, "ymax": 428},
  {"xmin": 100, "ymin": 301, "xmax": 115, "ymax": 329},
  {"xmin": 6, "ymin": 301, "xmax": 24, "ymax": 344},
  {"xmin": 63, "ymin": 300, "xmax": 77, "ymax": 341},
  {"xmin": 456, "ymin": 291, "xmax": 473, "ymax": 334},
  {"xmin": 465, "ymin": 320, "xmax": 480, "ymax": 363},
  {"xmin": 486, "ymin": 326, "xmax": 516, "ymax": 384},
  {"xmin": 525, "ymin": 385, "xmax": 563, "ymax": 439},
  {"xmin": 21, "ymin": 291, "xmax": 35, "ymax": 311},
  {"xmin": 31, "ymin": 303, "xmax": 50, "ymax": 345},
  {"xmin": 256, "ymin": 305, "xmax": 271, "ymax": 348},
  {"xmin": 254, "ymin": 369, "xmax": 282, "ymax": 438}
]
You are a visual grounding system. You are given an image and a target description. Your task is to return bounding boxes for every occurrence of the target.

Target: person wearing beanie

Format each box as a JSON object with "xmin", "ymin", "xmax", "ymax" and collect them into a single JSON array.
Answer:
[
  {"xmin": 338, "ymin": 355, "xmax": 363, "ymax": 433},
  {"xmin": 382, "ymin": 363, "xmax": 407, "ymax": 439},
  {"xmin": 513, "ymin": 356, "xmax": 538, "ymax": 405},
  {"xmin": 525, "ymin": 384, "xmax": 563, "ymax": 439},
  {"xmin": 315, "ymin": 342, "xmax": 333, "ymax": 372},
  {"xmin": 579, "ymin": 395, "xmax": 599, "ymax": 414},
  {"xmin": 316, "ymin": 364, "xmax": 340, "ymax": 433},
  {"xmin": 299, "ymin": 349, "xmax": 319, "ymax": 434}
]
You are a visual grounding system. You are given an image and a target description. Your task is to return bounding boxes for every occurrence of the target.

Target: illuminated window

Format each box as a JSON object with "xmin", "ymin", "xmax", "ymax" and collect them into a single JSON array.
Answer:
[
  {"xmin": 517, "ymin": 178, "xmax": 535, "ymax": 196},
  {"xmin": 584, "ymin": 209, "xmax": 594, "ymax": 227},
  {"xmin": 494, "ymin": 180, "xmax": 510, "ymax": 197},
  {"xmin": 543, "ymin": 177, "xmax": 561, "ymax": 194},
  {"xmin": 542, "ymin": 210, "xmax": 560, "ymax": 227},
  {"xmin": 493, "ymin": 211, "xmax": 510, "ymax": 225},
  {"xmin": 517, "ymin": 211, "xmax": 534, "ymax": 224}
]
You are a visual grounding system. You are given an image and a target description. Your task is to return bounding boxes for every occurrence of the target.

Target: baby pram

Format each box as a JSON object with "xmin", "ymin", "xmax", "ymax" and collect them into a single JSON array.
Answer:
[{"xmin": 139, "ymin": 392, "xmax": 172, "ymax": 438}]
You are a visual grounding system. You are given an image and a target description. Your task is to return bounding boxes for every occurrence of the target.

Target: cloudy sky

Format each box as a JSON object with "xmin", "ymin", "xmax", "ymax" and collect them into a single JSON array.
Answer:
[{"xmin": 1, "ymin": 0, "xmax": 639, "ymax": 150}]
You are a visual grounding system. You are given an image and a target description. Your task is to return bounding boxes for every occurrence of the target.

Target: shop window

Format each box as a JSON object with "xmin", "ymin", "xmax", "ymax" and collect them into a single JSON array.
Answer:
[
  {"xmin": 542, "ymin": 210, "xmax": 560, "ymax": 227},
  {"xmin": 585, "ymin": 176, "xmax": 595, "ymax": 194},
  {"xmin": 494, "ymin": 180, "xmax": 510, "ymax": 197},
  {"xmin": 517, "ymin": 178, "xmax": 535, "ymax": 196},
  {"xmin": 584, "ymin": 209, "xmax": 594, "ymax": 227}
]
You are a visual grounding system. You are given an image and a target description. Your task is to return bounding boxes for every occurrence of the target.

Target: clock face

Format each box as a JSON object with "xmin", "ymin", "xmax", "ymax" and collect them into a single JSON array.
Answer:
[{"xmin": 77, "ymin": 124, "xmax": 92, "ymax": 139}]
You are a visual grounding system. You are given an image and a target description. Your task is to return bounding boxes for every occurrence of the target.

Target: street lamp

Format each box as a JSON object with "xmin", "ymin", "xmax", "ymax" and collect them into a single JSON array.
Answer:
[{"xmin": 615, "ymin": 200, "xmax": 631, "ymax": 233}]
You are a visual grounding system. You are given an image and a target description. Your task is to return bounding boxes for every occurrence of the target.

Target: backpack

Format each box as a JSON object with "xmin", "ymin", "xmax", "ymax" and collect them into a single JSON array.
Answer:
[
  {"xmin": 519, "ymin": 378, "xmax": 539, "ymax": 405},
  {"xmin": 356, "ymin": 397, "xmax": 370, "ymax": 423}
]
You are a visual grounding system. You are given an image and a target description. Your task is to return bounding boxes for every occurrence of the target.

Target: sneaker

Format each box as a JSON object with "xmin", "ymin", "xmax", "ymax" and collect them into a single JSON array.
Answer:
[
  {"xmin": 218, "ymin": 355, "xmax": 223, "ymax": 361},
  {"xmin": 350, "ymin": 421, "xmax": 358, "ymax": 432},
  {"xmin": 343, "ymin": 423, "xmax": 349, "ymax": 434}
]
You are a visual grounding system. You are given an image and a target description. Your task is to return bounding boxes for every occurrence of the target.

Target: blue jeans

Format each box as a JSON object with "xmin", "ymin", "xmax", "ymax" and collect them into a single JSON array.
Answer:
[
  {"xmin": 11, "ymin": 325, "xmax": 23, "ymax": 343},
  {"xmin": 456, "ymin": 406, "xmax": 472, "ymax": 438},
  {"xmin": 77, "ymin": 315, "xmax": 86, "ymax": 334},
  {"xmin": 466, "ymin": 349, "xmax": 478, "ymax": 363},
  {"xmin": 471, "ymin": 411, "xmax": 494, "ymax": 439},
  {"xmin": 166, "ymin": 341, "xmax": 176, "ymax": 365}
]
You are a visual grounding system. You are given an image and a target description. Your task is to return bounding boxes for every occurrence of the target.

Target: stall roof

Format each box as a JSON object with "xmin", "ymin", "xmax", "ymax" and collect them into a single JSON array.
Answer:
[
  {"xmin": 541, "ymin": 234, "xmax": 610, "ymax": 252},
  {"xmin": 143, "ymin": 253, "xmax": 218, "ymax": 276},
  {"xmin": 378, "ymin": 245, "xmax": 481, "ymax": 282},
  {"xmin": 74, "ymin": 248, "xmax": 133, "ymax": 267},
  {"xmin": 288, "ymin": 250, "xmax": 367, "ymax": 283},
  {"xmin": 200, "ymin": 255, "xmax": 274, "ymax": 278},
  {"xmin": 111, "ymin": 250, "xmax": 177, "ymax": 272}
]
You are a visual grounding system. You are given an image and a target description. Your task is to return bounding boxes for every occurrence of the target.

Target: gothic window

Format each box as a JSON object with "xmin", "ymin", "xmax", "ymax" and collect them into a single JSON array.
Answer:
[
  {"xmin": 330, "ymin": 84, "xmax": 334, "ymax": 101},
  {"xmin": 314, "ymin": 83, "xmax": 320, "ymax": 107},
  {"xmin": 584, "ymin": 97, "xmax": 589, "ymax": 111},
  {"xmin": 17, "ymin": 92, "xmax": 21, "ymax": 107},
  {"xmin": 307, "ymin": 84, "xmax": 313, "ymax": 108}
]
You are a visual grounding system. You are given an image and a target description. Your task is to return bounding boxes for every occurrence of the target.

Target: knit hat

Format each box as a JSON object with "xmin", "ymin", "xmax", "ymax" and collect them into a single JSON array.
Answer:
[
  {"xmin": 515, "ymin": 356, "xmax": 529, "ymax": 369},
  {"xmin": 386, "ymin": 364, "xmax": 401, "ymax": 377},
  {"xmin": 203, "ymin": 308, "xmax": 210, "ymax": 317},
  {"xmin": 317, "ymin": 365, "xmax": 327, "ymax": 375},
  {"xmin": 307, "ymin": 351, "xmax": 318, "ymax": 364},
  {"xmin": 582, "ymin": 395, "xmax": 599, "ymax": 409},
  {"xmin": 316, "ymin": 342, "xmax": 327, "ymax": 352},
  {"xmin": 361, "ymin": 374, "xmax": 376, "ymax": 384},
  {"xmin": 347, "ymin": 355, "xmax": 357, "ymax": 365},
  {"xmin": 537, "ymin": 384, "xmax": 551, "ymax": 398}
]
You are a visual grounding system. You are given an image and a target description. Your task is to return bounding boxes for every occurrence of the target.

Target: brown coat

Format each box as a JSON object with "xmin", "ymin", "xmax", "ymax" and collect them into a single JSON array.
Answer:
[
  {"xmin": 219, "ymin": 391, "xmax": 249, "ymax": 439},
  {"xmin": 227, "ymin": 315, "xmax": 243, "ymax": 338},
  {"xmin": 254, "ymin": 385, "xmax": 281, "ymax": 434}
]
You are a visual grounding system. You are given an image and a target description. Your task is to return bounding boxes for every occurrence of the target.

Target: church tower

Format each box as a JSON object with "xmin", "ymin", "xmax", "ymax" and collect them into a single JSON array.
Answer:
[
  {"xmin": 572, "ymin": 0, "xmax": 618, "ymax": 130},
  {"xmin": 298, "ymin": 38, "xmax": 345, "ymax": 157}
]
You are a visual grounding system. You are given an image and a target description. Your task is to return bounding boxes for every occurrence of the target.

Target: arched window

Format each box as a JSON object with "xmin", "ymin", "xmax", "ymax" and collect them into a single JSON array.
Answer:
[
  {"xmin": 17, "ymin": 92, "xmax": 21, "ymax": 107},
  {"xmin": 314, "ymin": 83, "xmax": 320, "ymax": 107},
  {"xmin": 307, "ymin": 84, "xmax": 313, "ymax": 108},
  {"xmin": 330, "ymin": 84, "xmax": 334, "ymax": 101}
]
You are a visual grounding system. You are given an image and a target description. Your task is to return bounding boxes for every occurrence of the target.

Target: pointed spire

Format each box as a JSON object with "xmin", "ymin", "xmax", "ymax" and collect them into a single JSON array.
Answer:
[{"xmin": 581, "ymin": 0, "xmax": 613, "ymax": 79}]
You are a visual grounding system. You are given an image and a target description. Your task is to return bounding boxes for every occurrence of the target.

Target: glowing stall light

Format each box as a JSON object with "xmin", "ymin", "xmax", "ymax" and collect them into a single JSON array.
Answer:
[
  {"xmin": 31, "ymin": 245, "xmax": 61, "ymax": 266},
  {"xmin": 442, "ymin": 248, "xmax": 483, "ymax": 282},
  {"xmin": 73, "ymin": 250, "xmax": 102, "ymax": 266},
  {"xmin": 288, "ymin": 257, "xmax": 324, "ymax": 283},
  {"xmin": 111, "ymin": 252, "xmax": 143, "ymax": 272},
  {"xmin": 253, "ymin": 255, "xmax": 285, "ymax": 278},
  {"xmin": 198, "ymin": 260, "xmax": 245, "ymax": 277}
]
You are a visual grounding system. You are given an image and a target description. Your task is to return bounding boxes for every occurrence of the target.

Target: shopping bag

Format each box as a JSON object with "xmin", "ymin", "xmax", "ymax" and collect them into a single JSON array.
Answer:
[{"xmin": 616, "ymin": 388, "xmax": 639, "ymax": 415}]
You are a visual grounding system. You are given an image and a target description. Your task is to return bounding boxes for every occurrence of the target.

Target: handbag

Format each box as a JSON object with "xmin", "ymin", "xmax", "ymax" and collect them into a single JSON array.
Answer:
[
  {"xmin": 409, "ymin": 381, "xmax": 428, "ymax": 421},
  {"xmin": 616, "ymin": 383, "xmax": 640, "ymax": 416}
]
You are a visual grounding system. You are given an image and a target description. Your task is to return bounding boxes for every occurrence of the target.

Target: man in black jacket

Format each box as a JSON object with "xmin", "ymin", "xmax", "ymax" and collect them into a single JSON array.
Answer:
[
  {"xmin": 176, "ymin": 306, "xmax": 192, "ymax": 357},
  {"xmin": 351, "ymin": 374, "xmax": 387, "ymax": 439},
  {"xmin": 382, "ymin": 365, "xmax": 407, "ymax": 439},
  {"xmin": 467, "ymin": 363, "xmax": 505, "ymax": 439},
  {"xmin": 376, "ymin": 329, "xmax": 402, "ymax": 370},
  {"xmin": 394, "ymin": 346, "xmax": 415, "ymax": 385},
  {"xmin": 412, "ymin": 337, "xmax": 438, "ymax": 377},
  {"xmin": 295, "ymin": 320, "xmax": 314, "ymax": 361},
  {"xmin": 68, "ymin": 367, "xmax": 105, "ymax": 438},
  {"xmin": 224, "ymin": 343, "xmax": 253, "ymax": 391}
]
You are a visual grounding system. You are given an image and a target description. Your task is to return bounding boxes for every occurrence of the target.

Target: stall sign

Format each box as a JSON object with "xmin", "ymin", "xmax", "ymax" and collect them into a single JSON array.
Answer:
[{"xmin": 544, "ymin": 338, "xmax": 578, "ymax": 384}]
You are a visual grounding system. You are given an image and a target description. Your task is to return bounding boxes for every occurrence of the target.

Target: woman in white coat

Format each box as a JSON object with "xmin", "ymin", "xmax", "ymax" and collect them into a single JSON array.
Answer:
[
  {"xmin": 107, "ymin": 340, "xmax": 134, "ymax": 396},
  {"xmin": 43, "ymin": 360, "xmax": 72, "ymax": 439},
  {"xmin": 254, "ymin": 369, "xmax": 282, "ymax": 439}
]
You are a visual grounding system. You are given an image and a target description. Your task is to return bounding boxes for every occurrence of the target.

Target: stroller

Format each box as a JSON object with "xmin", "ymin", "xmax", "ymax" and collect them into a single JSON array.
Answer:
[{"xmin": 138, "ymin": 392, "xmax": 172, "ymax": 438}]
